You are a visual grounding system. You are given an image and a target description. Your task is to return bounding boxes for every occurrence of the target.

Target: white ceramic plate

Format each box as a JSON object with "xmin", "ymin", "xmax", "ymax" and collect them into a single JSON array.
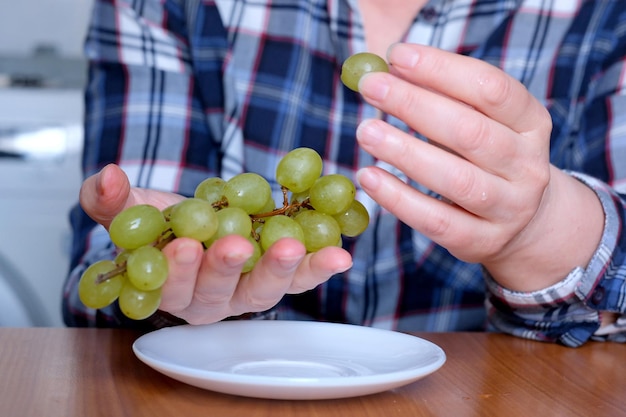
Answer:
[{"xmin": 132, "ymin": 320, "xmax": 446, "ymax": 400}]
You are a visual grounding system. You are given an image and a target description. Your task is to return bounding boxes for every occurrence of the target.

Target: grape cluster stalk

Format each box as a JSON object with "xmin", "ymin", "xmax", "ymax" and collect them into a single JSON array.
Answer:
[{"xmin": 78, "ymin": 147, "xmax": 370, "ymax": 320}]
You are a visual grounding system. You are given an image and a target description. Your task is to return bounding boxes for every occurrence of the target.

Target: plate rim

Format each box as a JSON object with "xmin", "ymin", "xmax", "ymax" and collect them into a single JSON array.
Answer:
[{"xmin": 132, "ymin": 320, "xmax": 446, "ymax": 399}]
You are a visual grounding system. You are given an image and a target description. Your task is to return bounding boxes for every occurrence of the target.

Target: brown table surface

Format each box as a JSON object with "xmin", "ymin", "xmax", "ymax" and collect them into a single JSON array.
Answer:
[{"xmin": 0, "ymin": 327, "xmax": 624, "ymax": 417}]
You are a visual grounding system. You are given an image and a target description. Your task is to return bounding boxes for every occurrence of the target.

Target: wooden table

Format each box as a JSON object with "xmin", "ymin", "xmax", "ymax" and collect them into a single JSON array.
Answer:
[{"xmin": 0, "ymin": 328, "xmax": 624, "ymax": 416}]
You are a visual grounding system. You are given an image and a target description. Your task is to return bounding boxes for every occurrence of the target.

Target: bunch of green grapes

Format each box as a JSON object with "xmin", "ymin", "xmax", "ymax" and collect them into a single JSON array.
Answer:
[{"xmin": 78, "ymin": 147, "xmax": 370, "ymax": 320}]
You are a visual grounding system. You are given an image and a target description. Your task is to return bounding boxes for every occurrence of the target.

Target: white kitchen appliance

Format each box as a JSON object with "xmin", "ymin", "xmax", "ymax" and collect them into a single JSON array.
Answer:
[
  {"xmin": 0, "ymin": 87, "xmax": 84, "ymax": 326},
  {"xmin": 0, "ymin": 0, "xmax": 93, "ymax": 326}
]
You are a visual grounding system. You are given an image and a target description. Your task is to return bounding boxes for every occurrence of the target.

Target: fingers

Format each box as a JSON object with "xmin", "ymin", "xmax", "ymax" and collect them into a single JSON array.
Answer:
[
  {"xmin": 357, "ymin": 45, "xmax": 551, "ymax": 182},
  {"xmin": 79, "ymin": 164, "xmax": 132, "ymax": 228},
  {"xmin": 159, "ymin": 237, "xmax": 205, "ymax": 313},
  {"xmin": 286, "ymin": 245, "xmax": 353, "ymax": 293},
  {"xmin": 354, "ymin": 44, "xmax": 552, "ymax": 221},
  {"xmin": 79, "ymin": 163, "xmax": 185, "ymax": 229},
  {"xmin": 356, "ymin": 118, "xmax": 514, "ymax": 219},
  {"xmin": 356, "ymin": 166, "xmax": 496, "ymax": 260},
  {"xmin": 352, "ymin": 44, "xmax": 556, "ymax": 262},
  {"xmin": 229, "ymin": 239, "xmax": 351, "ymax": 314},
  {"xmin": 229, "ymin": 237, "xmax": 307, "ymax": 313},
  {"xmin": 159, "ymin": 235, "xmax": 352, "ymax": 324},
  {"xmin": 162, "ymin": 234, "xmax": 255, "ymax": 323},
  {"xmin": 242, "ymin": 239, "xmax": 351, "ymax": 296},
  {"xmin": 385, "ymin": 43, "xmax": 552, "ymax": 136}
]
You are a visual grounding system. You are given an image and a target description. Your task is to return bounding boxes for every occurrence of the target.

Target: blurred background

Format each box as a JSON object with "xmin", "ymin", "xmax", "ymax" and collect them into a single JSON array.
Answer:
[{"xmin": 0, "ymin": 0, "xmax": 94, "ymax": 326}]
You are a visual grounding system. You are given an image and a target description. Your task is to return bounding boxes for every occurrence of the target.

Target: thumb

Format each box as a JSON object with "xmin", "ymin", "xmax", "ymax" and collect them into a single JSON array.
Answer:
[{"xmin": 79, "ymin": 164, "xmax": 132, "ymax": 229}]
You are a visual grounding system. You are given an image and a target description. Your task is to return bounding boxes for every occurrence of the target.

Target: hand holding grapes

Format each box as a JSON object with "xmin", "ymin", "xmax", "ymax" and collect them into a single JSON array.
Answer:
[
  {"xmin": 79, "ymin": 158, "xmax": 355, "ymax": 324},
  {"xmin": 350, "ymin": 44, "xmax": 604, "ymax": 292}
]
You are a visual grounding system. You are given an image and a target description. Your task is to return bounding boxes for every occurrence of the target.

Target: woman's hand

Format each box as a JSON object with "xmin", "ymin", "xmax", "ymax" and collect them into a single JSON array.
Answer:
[
  {"xmin": 79, "ymin": 164, "xmax": 352, "ymax": 324},
  {"xmin": 355, "ymin": 43, "xmax": 604, "ymax": 291}
]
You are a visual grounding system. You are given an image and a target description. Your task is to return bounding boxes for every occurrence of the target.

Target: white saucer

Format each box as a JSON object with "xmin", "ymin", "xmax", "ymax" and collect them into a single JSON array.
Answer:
[{"xmin": 132, "ymin": 320, "xmax": 446, "ymax": 400}]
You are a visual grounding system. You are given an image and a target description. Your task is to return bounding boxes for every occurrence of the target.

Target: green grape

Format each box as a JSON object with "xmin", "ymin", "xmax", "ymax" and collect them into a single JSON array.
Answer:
[
  {"xmin": 159, "ymin": 206, "xmax": 176, "ymax": 242},
  {"xmin": 253, "ymin": 221, "xmax": 264, "ymax": 235},
  {"xmin": 126, "ymin": 245, "xmax": 169, "ymax": 291},
  {"xmin": 118, "ymin": 282, "xmax": 162, "ymax": 320},
  {"xmin": 333, "ymin": 199, "xmax": 370, "ymax": 237},
  {"xmin": 114, "ymin": 250, "xmax": 131, "ymax": 267},
  {"xmin": 203, "ymin": 206, "xmax": 253, "ymax": 247},
  {"xmin": 260, "ymin": 215, "xmax": 305, "ymax": 251},
  {"xmin": 241, "ymin": 236, "xmax": 262, "ymax": 273},
  {"xmin": 290, "ymin": 190, "xmax": 309, "ymax": 204},
  {"xmin": 259, "ymin": 195, "xmax": 277, "ymax": 214},
  {"xmin": 170, "ymin": 198, "xmax": 219, "ymax": 241},
  {"xmin": 295, "ymin": 210, "xmax": 342, "ymax": 253},
  {"xmin": 276, "ymin": 147, "xmax": 323, "ymax": 193},
  {"xmin": 161, "ymin": 204, "xmax": 175, "ymax": 221},
  {"xmin": 309, "ymin": 174, "xmax": 356, "ymax": 215},
  {"xmin": 223, "ymin": 172, "xmax": 272, "ymax": 214},
  {"xmin": 194, "ymin": 177, "xmax": 226, "ymax": 206},
  {"xmin": 109, "ymin": 204, "xmax": 166, "ymax": 250},
  {"xmin": 78, "ymin": 260, "xmax": 126, "ymax": 309},
  {"xmin": 341, "ymin": 52, "xmax": 389, "ymax": 92}
]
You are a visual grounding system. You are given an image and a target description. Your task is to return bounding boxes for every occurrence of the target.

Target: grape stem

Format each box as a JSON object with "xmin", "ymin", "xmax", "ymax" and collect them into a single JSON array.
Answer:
[
  {"xmin": 251, "ymin": 186, "xmax": 312, "ymax": 219},
  {"xmin": 95, "ymin": 231, "xmax": 176, "ymax": 284},
  {"xmin": 95, "ymin": 263, "xmax": 127, "ymax": 284}
]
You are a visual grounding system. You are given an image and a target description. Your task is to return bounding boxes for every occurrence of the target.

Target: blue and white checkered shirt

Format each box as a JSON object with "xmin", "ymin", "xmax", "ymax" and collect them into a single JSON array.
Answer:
[{"xmin": 64, "ymin": 0, "xmax": 626, "ymax": 346}]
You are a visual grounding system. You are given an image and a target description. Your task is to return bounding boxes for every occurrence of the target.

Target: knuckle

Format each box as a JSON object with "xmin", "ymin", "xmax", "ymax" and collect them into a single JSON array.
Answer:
[
  {"xmin": 390, "ymin": 83, "xmax": 423, "ymax": 119},
  {"xmin": 392, "ymin": 137, "xmax": 419, "ymax": 173},
  {"xmin": 449, "ymin": 164, "xmax": 481, "ymax": 203},
  {"xmin": 420, "ymin": 206, "xmax": 453, "ymax": 238},
  {"xmin": 454, "ymin": 113, "xmax": 492, "ymax": 155},
  {"xmin": 535, "ymin": 107, "xmax": 553, "ymax": 137},
  {"xmin": 423, "ymin": 51, "xmax": 448, "ymax": 81},
  {"xmin": 383, "ymin": 186, "xmax": 406, "ymax": 214},
  {"xmin": 479, "ymin": 68, "xmax": 515, "ymax": 109}
]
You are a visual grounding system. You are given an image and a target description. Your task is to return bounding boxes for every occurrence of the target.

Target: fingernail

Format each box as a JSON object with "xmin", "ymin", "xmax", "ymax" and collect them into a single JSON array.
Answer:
[
  {"xmin": 389, "ymin": 44, "xmax": 420, "ymax": 68},
  {"xmin": 356, "ymin": 119, "xmax": 385, "ymax": 147},
  {"xmin": 174, "ymin": 242, "xmax": 199, "ymax": 265},
  {"xmin": 356, "ymin": 168, "xmax": 381, "ymax": 192},
  {"xmin": 359, "ymin": 73, "xmax": 389, "ymax": 101}
]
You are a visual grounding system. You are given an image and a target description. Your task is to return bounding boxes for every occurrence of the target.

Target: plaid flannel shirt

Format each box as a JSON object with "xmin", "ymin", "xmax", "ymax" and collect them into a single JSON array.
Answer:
[{"xmin": 63, "ymin": 0, "xmax": 626, "ymax": 346}]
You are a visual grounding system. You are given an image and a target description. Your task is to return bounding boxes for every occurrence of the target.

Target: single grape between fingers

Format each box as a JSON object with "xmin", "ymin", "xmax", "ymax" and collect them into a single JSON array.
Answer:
[{"xmin": 341, "ymin": 52, "xmax": 389, "ymax": 92}]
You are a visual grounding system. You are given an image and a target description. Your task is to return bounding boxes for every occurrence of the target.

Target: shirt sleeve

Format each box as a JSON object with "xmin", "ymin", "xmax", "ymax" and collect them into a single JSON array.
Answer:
[{"xmin": 62, "ymin": 0, "xmax": 205, "ymax": 327}]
